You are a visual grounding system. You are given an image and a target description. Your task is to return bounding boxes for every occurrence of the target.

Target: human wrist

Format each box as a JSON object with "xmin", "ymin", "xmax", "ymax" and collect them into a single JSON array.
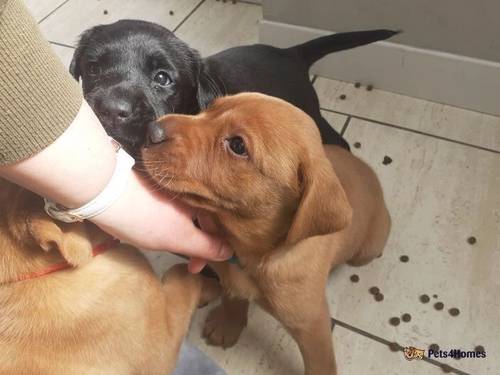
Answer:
[{"xmin": 0, "ymin": 101, "xmax": 118, "ymax": 208}]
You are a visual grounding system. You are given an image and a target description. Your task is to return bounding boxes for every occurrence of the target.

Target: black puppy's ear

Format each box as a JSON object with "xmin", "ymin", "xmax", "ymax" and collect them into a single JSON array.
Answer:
[
  {"xmin": 69, "ymin": 29, "xmax": 94, "ymax": 81},
  {"xmin": 196, "ymin": 64, "xmax": 224, "ymax": 111},
  {"xmin": 69, "ymin": 48, "xmax": 82, "ymax": 81}
]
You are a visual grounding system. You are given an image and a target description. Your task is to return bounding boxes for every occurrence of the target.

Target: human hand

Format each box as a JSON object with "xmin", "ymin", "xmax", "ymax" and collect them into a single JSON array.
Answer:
[{"xmin": 92, "ymin": 171, "xmax": 233, "ymax": 269}]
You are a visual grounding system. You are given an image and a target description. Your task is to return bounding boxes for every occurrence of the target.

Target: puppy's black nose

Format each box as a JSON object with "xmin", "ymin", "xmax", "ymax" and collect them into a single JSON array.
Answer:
[
  {"xmin": 105, "ymin": 99, "xmax": 133, "ymax": 121},
  {"xmin": 147, "ymin": 121, "xmax": 167, "ymax": 144}
]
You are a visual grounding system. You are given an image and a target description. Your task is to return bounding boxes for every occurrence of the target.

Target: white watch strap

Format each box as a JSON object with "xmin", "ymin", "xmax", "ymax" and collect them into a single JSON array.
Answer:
[{"xmin": 44, "ymin": 146, "xmax": 135, "ymax": 223}]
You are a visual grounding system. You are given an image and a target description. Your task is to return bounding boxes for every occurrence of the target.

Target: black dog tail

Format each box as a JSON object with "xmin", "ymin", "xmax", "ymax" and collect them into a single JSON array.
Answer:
[{"xmin": 291, "ymin": 29, "xmax": 400, "ymax": 67}]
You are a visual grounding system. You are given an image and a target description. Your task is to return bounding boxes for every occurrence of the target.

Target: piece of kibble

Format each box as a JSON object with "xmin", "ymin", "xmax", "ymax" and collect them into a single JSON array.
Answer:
[
  {"xmin": 350, "ymin": 274, "xmax": 359, "ymax": 283},
  {"xmin": 374, "ymin": 293, "xmax": 384, "ymax": 302},
  {"xmin": 369, "ymin": 286, "xmax": 380, "ymax": 295},
  {"xmin": 401, "ymin": 313, "xmax": 411, "ymax": 322},
  {"xmin": 433, "ymin": 294, "xmax": 438, "ymax": 299},
  {"xmin": 389, "ymin": 317, "xmax": 400, "ymax": 326},
  {"xmin": 399, "ymin": 255, "xmax": 409, "ymax": 263},
  {"xmin": 467, "ymin": 236, "xmax": 477, "ymax": 245},
  {"xmin": 429, "ymin": 343, "xmax": 440, "ymax": 352},
  {"xmin": 420, "ymin": 294, "xmax": 430, "ymax": 303},
  {"xmin": 475, "ymin": 345, "xmax": 485, "ymax": 352},
  {"xmin": 103, "ymin": 9, "xmax": 108, "ymax": 14},
  {"xmin": 353, "ymin": 142, "xmax": 361, "ymax": 148},
  {"xmin": 388, "ymin": 342, "xmax": 400, "ymax": 352},
  {"xmin": 339, "ymin": 94, "xmax": 347, "ymax": 100},
  {"xmin": 354, "ymin": 82, "xmax": 361, "ymax": 88},
  {"xmin": 169, "ymin": 10, "xmax": 174, "ymax": 15},
  {"xmin": 434, "ymin": 302, "xmax": 444, "ymax": 311},
  {"xmin": 449, "ymin": 307, "xmax": 460, "ymax": 316},
  {"xmin": 366, "ymin": 84, "xmax": 374, "ymax": 91},
  {"xmin": 382, "ymin": 156, "xmax": 393, "ymax": 165},
  {"xmin": 441, "ymin": 364, "xmax": 452, "ymax": 373}
]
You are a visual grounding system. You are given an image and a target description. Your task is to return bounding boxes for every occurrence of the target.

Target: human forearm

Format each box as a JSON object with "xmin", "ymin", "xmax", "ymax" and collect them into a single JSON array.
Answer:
[{"xmin": 0, "ymin": 0, "xmax": 82, "ymax": 164}]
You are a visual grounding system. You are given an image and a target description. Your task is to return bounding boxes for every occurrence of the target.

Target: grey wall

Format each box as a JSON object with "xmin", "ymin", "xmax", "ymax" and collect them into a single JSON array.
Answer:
[{"xmin": 264, "ymin": 0, "xmax": 500, "ymax": 63}]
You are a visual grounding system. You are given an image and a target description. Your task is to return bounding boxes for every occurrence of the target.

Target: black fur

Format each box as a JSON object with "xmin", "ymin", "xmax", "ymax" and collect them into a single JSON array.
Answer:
[{"xmin": 70, "ymin": 20, "xmax": 398, "ymax": 154}]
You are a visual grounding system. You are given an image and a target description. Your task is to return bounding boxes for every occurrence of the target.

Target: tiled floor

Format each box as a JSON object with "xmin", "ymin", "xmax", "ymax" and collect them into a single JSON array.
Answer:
[{"xmin": 27, "ymin": 0, "xmax": 500, "ymax": 374}]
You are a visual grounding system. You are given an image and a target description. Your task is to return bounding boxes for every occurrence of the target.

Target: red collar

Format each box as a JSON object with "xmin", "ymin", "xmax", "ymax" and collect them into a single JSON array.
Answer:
[{"xmin": 12, "ymin": 238, "xmax": 120, "ymax": 283}]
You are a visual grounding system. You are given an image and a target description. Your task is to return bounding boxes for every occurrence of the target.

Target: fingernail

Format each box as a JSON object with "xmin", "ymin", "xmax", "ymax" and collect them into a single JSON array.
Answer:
[{"xmin": 215, "ymin": 243, "xmax": 233, "ymax": 261}]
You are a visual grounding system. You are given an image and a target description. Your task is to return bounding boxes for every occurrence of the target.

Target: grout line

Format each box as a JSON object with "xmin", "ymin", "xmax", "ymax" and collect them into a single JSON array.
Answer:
[
  {"xmin": 310, "ymin": 75, "xmax": 318, "ymax": 84},
  {"xmin": 173, "ymin": 0, "xmax": 206, "ymax": 33},
  {"xmin": 49, "ymin": 41, "xmax": 75, "ymax": 49},
  {"xmin": 331, "ymin": 317, "xmax": 470, "ymax": 375},
  {"xmin": 320, "ymin": 107, "xmax": 500, "ymax": 155},
  {"xmin": 237, "ymin": 0, "xmax": 263, "ymax": 6},
  {"xmin": 340, "ymin": 116, "xmax": 351, "ymax": 136},
  {"xmin": 38, "ymin": 0, "xmax": 72, "ymax": 24}
]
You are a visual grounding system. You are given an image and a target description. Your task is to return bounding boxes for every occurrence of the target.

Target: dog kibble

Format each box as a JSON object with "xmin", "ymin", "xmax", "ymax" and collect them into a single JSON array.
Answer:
[
  {"xmin": 475, "ymin": 345, "xmax": 485, "ymax": 352},
  {"xmin": 388, "ymin": 342, "xmax": 400, "ymax": 352},
  {"xmin": 433, "ymin": 294, "xmax": 438, "ymax": 299},
  {"xmin": 366, "ymin": 84, "xmax": 373, "ymax": 91},
  {"xmin": 389, "ymin": 317, "xmax": 400, "ymax": 326},
  {"xmin": 429, "ymin": 343, "xmax": 440, "ymax": 352},
  {"xmin": 354, "ymin": 82, "xmax": 361, "ymax": 88},
  {"xmin": 401, "ymin": 313, "xmax": 411, "ymax": 322},
  {"xmin": 399, "ymin": 255, "xmax": 409, "ymax": 263},
  {"xmin": 339, "ymin": 94, "xmax": 347, "ymax": 100},
  {"xmin": 369, "ymin": 286, "xmax": 380, "ymax": 295},
  {"xmin": 420, "ymin": 294, "xmax": 430, "ymax": 303},
  {"xmin": 353, "ymin": 142, "xmax": 361, "ymax": 149},
  {"xmin": 441, "ymin": 364, "xmax": 452, "ymax": 373},
  {"xmin": 382, "ymin": 156, "xmax": 393, "ymax": 165},
  {"xmin": 467, "ymin": 236, "xmax": 477, "ymax": 245},
  {"xmin": 434, "ymin": 302, "xmax": 444, "ymax": 311},
  {"xmin": 449, "ymin": 307, "xmax": 460, "ymax": 316},
  {"xmin": 169, "ymin": 10, "xmax": 174, "ymax": 15},
  {"xmin": 103, "ymin": 9, "xmax": 108, "ymax": 14},
  {"xmin": 350, "ymin": 274, "xmax": 360, "ymax": 283},
  {"xmin": 374, "ymin": 293, "xmax": 384, "ymax": 302}
]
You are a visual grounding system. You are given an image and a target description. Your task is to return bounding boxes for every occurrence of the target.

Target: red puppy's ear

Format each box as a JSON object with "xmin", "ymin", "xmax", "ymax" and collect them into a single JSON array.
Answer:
[
  {"xmin": 27, "ymin": 213, "xmax": 93, "ymax": 266},
  {"xmin": 286, "ymin": 153, "xmax": 352, "ymax": 245}
]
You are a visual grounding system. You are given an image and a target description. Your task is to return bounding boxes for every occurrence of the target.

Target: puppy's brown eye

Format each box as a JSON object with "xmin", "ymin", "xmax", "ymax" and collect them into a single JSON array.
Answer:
[
  {"xmin": 226, "ymin": 136, "xmax": 247, "ymax": 157},
  {"xmin": 153, "ymin": 71, "xmax": 172, "ymax": 87},
  {"xmin": 88, "ymin": 63, "xmax": 101, "ymax": 76}
]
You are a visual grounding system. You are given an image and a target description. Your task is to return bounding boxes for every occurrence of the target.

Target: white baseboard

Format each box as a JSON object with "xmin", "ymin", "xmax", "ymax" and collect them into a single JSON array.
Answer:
[{"xmin": 259, "ymin": 20, "xmax": 500, "ymax": 117}]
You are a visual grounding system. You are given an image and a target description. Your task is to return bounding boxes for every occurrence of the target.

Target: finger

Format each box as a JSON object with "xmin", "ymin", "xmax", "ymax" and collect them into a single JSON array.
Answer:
[{"xmin": 188, "ymin": 257, "xmax": 208, "ymax": 274}]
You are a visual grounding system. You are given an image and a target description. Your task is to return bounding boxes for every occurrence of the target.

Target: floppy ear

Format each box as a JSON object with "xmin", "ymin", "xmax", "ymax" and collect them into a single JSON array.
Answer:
[
  {"xmin": 286, "ymin": 154, "xmax": 352, "ymax": 245},
  {"xmin": 69, "ymin": 48, "xmax": 82, "ymax": 81},
  {"xmin": 69, "ymin": 29, "xmax": 94, "ymax": 81},
  {"xmin": 196, "ymin": 64, "xmax": 223, "ymax": 111},
  {"xmin": 27, "ymin": 213, "xmax": 93, "ymax": 266}
]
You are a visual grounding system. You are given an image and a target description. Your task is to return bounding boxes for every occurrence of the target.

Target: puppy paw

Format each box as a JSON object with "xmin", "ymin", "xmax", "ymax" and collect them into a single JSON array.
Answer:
[{"xmin": 202, "ymin": 303, "xmax": 247, "ymax": 348}]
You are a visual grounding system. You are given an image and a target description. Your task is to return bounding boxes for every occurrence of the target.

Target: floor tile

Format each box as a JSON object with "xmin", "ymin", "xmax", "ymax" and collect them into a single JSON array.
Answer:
[
  {"xmin": 320, "ymin": 110, "xmax": 348, "ymax": 133},
  {"xmin": 315, "ymin": 78, "xmax": 500, "ymax": 152},
  {"xmin": 23, "ymin": 0, "xmax": 67, "ymax": 22},
  {"xmin": 175, "ymin": 0, "xmax": 262, "ymax": 57},
  {"xmin": 39, "ymin": 0, "xmax": 201, "ymax": 47},
  {"xmin": 327, "ymin": 118, "xmax": 500, "ymax": 375},
  {"xmin": 50, "ymin": 43, "xmax": 75, "ymax": 69}
]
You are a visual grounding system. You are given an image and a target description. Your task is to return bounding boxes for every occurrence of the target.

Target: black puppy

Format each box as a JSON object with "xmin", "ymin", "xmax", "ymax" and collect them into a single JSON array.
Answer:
[{"xmin": 70, "ymin": 20, "xmax": 397, "ymax": 153}]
